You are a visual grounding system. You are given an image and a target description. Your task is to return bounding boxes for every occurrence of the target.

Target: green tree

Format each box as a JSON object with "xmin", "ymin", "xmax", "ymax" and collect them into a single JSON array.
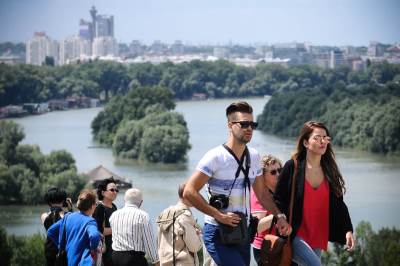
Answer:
[
  {"xmin": 44, "ymin": 56, "xmax": 55, "ymax": 66},
  {"xmin": 322, "ymin": 221, "xmax": 400, "ymax": 266},
  {"xmin": 8, "ymin": 233, "xmax": 45, "ymax": 266},
  {"xmin": 0, "ymin": 227, "xmax": 12, "ymax": 266},
  {"xmin": 0, "ymin": 164, "xmax": 34, "ymax": 204},
  {"xmin": 139, "ymin": 124, "xmax": 190, "ymax": 163},
  {"xmin": 41, "ymin": 150, "xmax": 76, "ymax": 176},
  {"xmin": 112, "ymin": 120, "xmax": 144, "ymax": 159},
  {"xmin": 14, "ymin": 144, "xmax": 44, "ymax": 176},
  {"xmin": 92, "ymin": 85, "xmax": 175, "ymax": 145},
  {"xmin": 45, "ymin": 169, "xmax": 87, "ymax": 200},
  {"xmin": 112, "ymin": 111, "xmax": 188, "ymax": 163},
  {"xmin": 0, "ymin": 121, "xmax": 25, "ymax": 164}
]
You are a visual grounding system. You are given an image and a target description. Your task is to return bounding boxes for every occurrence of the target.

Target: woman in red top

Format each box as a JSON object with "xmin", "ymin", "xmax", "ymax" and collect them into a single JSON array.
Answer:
[
  {"xmin": 274, "ymin": 121, "xmax": 355, "ymax": 266},
  {"xmin": 250, "ymin": 154, "xmax": 283, "ymax": 265}
]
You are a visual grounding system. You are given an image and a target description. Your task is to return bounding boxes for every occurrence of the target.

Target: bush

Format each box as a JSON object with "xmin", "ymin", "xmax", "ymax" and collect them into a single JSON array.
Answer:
[
  {"xmin": 110, "ymin": 101, "xmax": 190, "ymax": 163},
  {"xmin": 322, "ymin": 221, "xmax": 400, "ymax": 265},
  {"xmin": 0, "ymin": 225, "xmax": 46, "ymax": 266},
  {"xmin": 0, "ymin": 227, "xmax": 12, "ymax": 266},
  {"xmin": 139, "ymin": 125, "xmax": 190, "ymax": 163},
  {"xmin": 0, "ymin": 121, "xmax": 86, "ymax": 204}
]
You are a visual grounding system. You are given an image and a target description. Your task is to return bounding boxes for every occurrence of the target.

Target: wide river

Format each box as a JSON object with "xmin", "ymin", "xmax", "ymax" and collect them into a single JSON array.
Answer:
[{"xmin": 1, "ymin": 97, "xmax": 400, "ymax": 237}]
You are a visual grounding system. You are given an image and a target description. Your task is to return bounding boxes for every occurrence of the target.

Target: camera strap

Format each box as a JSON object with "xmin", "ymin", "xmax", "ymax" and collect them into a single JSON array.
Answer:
[{"xmin": 222, "ymin": 144, "xmax": 252, "ymax": 217}]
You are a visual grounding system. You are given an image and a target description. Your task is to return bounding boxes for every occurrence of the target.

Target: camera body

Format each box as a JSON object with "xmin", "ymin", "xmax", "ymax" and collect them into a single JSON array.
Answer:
[{"xmin": 209, "ymin": 194, "xmax": 229, "ymax": 210}]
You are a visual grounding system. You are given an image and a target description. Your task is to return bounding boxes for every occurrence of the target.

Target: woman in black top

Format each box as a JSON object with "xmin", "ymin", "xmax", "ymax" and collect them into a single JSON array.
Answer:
[
  {"xmin": 274, "ymin": 121, "xmax": 355, "ymax": 266},
  {"xmin": 93, "ymin": 177, "xmax": 118, "ymax": 266},
  {"xmin": 41, "ymin": 187, "xmax": 72, "ymax": 266}
]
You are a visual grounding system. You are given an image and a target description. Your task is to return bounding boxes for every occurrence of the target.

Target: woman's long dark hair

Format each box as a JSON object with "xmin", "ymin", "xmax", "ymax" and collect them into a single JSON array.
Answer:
[{"xmin": 293, "ymin": 121, "xmax": 346, "ymax": 196}]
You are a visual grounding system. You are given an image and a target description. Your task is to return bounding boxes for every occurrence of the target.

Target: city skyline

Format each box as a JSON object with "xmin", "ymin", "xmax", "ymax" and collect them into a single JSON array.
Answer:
[{"xmin": 0, "ymin": 0, "xmax": 399, "ymax": 46}]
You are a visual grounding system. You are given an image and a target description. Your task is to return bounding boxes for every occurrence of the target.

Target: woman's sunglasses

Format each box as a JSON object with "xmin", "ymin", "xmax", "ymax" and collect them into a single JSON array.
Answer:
[
  {"xmin": 269, "ymin": 168, "xmax": 282, "ymax": 176},
  {"xmin": 107, "ymin": 188, "xmax": 119, "ymax": 193}
]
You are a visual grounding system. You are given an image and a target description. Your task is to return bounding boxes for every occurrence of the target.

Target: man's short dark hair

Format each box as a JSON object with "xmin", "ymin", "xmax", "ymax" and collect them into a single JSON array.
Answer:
[
  {"xmin": 44, "ymin": 187, "xmax": 67, "ymax": 206},
  {"xmin": 97, "ymin": 177, "xmax": 117, "ymax": 200},
  {"xmin": 226, "ymin": 102, "xmax": 253, "ymax": 121}
]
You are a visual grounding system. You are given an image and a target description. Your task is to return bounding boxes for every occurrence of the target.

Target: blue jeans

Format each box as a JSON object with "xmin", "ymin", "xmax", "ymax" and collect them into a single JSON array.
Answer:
[
  {"xmin": 203, "ymin": 223, "xmax": 251, "ymax": 266},
  {"xmin": 292, "ymin": 236, "xmax": 322, "ymax": 266}
]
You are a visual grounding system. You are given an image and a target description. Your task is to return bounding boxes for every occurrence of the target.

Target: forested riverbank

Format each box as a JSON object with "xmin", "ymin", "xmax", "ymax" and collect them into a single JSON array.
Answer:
[
  {"xmin": 258, "ymin": 62, "xmax": 400, "ymax": 154},
  {"xmin": 2, "ymin": 60, "xmax": 399, "ymax": 154}
]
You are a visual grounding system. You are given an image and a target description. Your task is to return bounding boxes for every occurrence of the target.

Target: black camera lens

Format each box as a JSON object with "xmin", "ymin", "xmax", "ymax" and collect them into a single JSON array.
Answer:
[
  {"xmin": 209, "ymin": 194, "xmax": 229, "ymax": 210},
  {"xmin": 213, "ymin": 199, "xmax": 224, "ymax": 209}
]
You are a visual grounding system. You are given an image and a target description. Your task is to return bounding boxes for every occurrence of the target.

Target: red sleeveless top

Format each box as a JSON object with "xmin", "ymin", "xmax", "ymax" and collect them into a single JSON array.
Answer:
[{"xmin": 297, "ymin": 178, "xmax": 329, "ymax": 250}]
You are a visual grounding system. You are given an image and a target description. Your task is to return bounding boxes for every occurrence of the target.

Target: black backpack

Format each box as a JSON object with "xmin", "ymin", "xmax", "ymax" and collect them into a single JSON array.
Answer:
[{"xmin": 44, "ymin": 207, "xmax": 63, "ymax": 266}]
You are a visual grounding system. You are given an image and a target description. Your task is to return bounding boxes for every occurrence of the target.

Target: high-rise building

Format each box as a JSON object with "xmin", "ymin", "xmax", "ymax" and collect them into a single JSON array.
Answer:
[
  {"xmin": 60, "ymin": 35, "xmax": 91, "ymax": 65},
  {"xmin": 26, "ymin": 32, "xmax": 59, "ymax": 65},
  {"xmin": 213, "ymin": 46, "xmax": 230, "ymax": 59},
  {"xmin": 129, "ymin": 40, "xmax": 144, "ymax": 56},
  {"xmin": 95, "ymin": 14, "xmax": 114, "ymax": 37},
  {"xmin": 150, "ymin": 40, "xmax": 166, "ymax": 55},
  {"xmin": 80, "ymin": 6, "xmax": 115, "ymax": 47},
  {"xmin": 329, "ymin": 50, "xmax": 346, "ymax": 69},
  {"xmin": 171, "ymin": 40, "xmax": 184, "ymax": 55},
  {"xmin": 79, "ymin": 19, "xmax": 93, "ymax": 40},
  {"xmin": 367, "ymin": 41, "xmax": 386, "ymax": 57},
  {"xmin": 90, "ymin": 6, "xmax": 97, "ymax": 39},
  {"xmin": 92, "ymin": 36, "xmax": 118, "ymax": 57},
  {"xmin": 272, "ymin": 42, "xmax": 308, "ymax": 65}
]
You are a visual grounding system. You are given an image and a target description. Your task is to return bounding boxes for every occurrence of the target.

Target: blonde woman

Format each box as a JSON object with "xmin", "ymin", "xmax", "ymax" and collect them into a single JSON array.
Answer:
[{"xmin": 250, "ymin": 154, "xmax": 283, "ymax": 265}]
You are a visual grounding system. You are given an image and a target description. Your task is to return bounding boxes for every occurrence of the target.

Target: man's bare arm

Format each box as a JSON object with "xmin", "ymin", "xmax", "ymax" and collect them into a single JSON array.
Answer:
[
  {"xmin": 183, "ymin": 171, "xmax": 241, "ymax": 227},
  {"xmin": 252, "ymin": 175, "xmax": 292, "ymax": 236}
]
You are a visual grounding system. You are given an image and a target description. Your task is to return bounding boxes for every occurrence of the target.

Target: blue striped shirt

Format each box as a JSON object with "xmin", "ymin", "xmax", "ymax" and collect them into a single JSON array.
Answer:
[{"xmin": 196, "ymin": 145, "xmax": 262, "ymax": 225}]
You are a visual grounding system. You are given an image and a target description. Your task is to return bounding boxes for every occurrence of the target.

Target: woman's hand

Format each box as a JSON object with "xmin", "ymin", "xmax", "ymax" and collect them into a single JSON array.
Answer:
[
  {"xmin": 276, "ymin": 217, "xmax": 292, "ymax": 236},
  {"xmin": 345, "ymin": 231, "xmax": 355, "ymax": 251}
]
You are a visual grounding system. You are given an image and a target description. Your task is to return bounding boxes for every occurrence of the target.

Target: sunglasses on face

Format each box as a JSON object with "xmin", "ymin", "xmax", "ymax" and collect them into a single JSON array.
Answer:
[
  {"xmin": 231, "ymin": 121, "xmax": 258, "ymax": 129},
  {"xmin": 311, "ymin": 135, "xmax": 332, "ymax": 143},
  {"xmin": 107, "ymin": 188, "xmax": 119, "ymax": 193},
  {"xmin": 269, "ymin": 168, "xmax": 282, "ymax": 176}
]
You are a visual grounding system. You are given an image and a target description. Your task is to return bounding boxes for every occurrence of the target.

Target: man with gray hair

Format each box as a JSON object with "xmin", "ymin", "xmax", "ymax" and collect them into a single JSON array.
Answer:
[{"xmin": 109, "ymin": 188, "xmax": 159, "ymax": 266}]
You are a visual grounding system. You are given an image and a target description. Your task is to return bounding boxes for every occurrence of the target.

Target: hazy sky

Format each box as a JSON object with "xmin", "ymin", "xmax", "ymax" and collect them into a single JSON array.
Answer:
[{"xmin": 0, "ymin": 0, "xmax": 399, "ymax": 46}]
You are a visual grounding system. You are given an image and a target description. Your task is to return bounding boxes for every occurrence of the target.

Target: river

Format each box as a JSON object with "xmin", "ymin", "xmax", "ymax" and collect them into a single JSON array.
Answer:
[{"xmin": 1, "ymin": 97, "xmax": 400, "ymax": 237}]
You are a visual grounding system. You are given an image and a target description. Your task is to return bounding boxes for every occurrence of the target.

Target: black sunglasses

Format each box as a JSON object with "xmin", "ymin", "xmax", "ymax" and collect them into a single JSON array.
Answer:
[
  {"xmin": 231, "ymin": 121, "xmax": 258, "ymax": 129},
  {"xmin": 108, "ymin": 188, "xmax": 119, "ymax": 193},
  {"xmin": 269, "ymin": 168, "xmax": 282, "ymax": 175}
]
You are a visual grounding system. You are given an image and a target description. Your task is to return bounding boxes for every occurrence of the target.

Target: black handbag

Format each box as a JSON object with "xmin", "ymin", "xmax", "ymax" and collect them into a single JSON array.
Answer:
[
  {"xmin": 218, "ymin": 211, "xmax": 248, "ymax": 245},
  {"xmin": 55, "ymin": 215, "xmax": 68, "ymax": 266},
  {"xmin": 248, "ymin": 214, "xmax": 259, "ymax": 243}
]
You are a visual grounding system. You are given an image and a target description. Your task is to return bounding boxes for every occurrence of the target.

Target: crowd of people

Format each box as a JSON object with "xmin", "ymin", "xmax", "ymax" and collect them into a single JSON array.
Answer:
[{"xmin": 42, "ymin": 101, "xmax": 354, "ymax": 266}]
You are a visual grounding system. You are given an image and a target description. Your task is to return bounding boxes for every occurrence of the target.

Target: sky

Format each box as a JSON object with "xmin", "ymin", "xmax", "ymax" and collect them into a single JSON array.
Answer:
[{"xmin": 0, "ymin": 0, "xmax": 399, "ymax": 46}]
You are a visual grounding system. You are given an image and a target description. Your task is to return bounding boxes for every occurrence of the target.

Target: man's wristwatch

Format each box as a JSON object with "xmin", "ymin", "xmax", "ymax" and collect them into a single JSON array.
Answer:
[{"xmin": 276, "ymin": 213, "xmax": 287, "ymax": 221}]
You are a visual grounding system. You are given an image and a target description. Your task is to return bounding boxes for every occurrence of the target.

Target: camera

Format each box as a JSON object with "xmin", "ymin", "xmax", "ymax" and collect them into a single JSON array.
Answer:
[{"xmin": 209, "ymin": 194, "xmax": 229, "ymax": 210}]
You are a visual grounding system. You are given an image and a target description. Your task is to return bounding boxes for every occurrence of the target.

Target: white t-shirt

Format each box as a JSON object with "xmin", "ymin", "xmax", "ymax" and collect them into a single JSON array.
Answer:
[{"xmin": 196, "ymin": 145, "xmax": 262, "ymax": 225}]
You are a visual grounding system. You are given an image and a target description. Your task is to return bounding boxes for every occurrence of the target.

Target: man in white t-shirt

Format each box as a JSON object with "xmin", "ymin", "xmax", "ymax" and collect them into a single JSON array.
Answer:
[{"xmin": 184, "ymin": 101, "xmax": 292, "ymax": 266}]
